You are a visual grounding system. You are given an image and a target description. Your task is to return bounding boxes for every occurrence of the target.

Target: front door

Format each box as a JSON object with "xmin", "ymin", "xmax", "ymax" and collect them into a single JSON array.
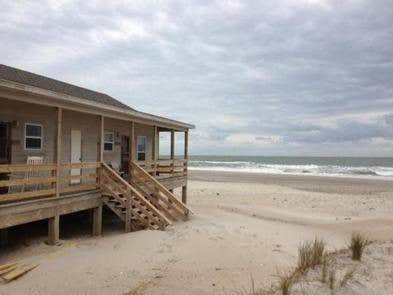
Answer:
[
  {"xmin": 70, "ymin": 129, "xmax": 82, "ymax": 184},
  {"xmin": 0, "ymin": 122, "xmax": 10, "ymax": 165},
  {"xmin": 121, "ymin": 135, "xmax": 129, "ymax": 173},
  {"xmin": 0, "ymin": 122, "xmax": 10, "ymax": 194}
]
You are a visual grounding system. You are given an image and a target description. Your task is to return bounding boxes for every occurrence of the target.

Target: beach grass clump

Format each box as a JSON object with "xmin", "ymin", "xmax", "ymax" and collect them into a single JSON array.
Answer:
[
  {"xmin": 349, "ymin": 232, "xmax": 369, "ymax": 261},
  {"xmin": 339, "ymin": 268, "xmax": 356, "ymax": 287},
  {"xmin": 277, "ymin": 271, "xmax": 298, "ymax": 295},
  {"xmin": 320, "ymin": 256, "xmax": 329, "ymax": 284},
  {"xmin": 328, "ymin": 270, "xmax": 336, "ymax": 290},
  {"xmin": 297, "ymin": 238, "xmax": 326, "ymax": 273}
]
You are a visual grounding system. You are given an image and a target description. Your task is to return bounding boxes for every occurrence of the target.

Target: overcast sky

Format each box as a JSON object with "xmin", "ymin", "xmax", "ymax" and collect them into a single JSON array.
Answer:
[{"xmin": 1, "ymin": 0, "xmax": 393, "ymax": 156}]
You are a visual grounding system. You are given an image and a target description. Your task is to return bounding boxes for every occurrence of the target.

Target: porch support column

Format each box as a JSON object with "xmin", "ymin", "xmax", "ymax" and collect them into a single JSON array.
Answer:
[
  {"xmin": 152, "ymin": 126, "xmax": 158, "ymax": 176},
  {"xmin": 182, "ymin": 130, "xmax": 188, "ymax": 204},
  {"xmin": 56, "ymin": 108, "xmax": 62, "ymax": 197},
  {"xmin": 92, "ymin": 205, "xmax": 102, "ymax": 236},
  {"xmin": 129, "ymin": 121, "xmax": 135, "ymax": 180},
  {"xmin": 47, "ymin": 215, "xmax": 60, "ymax": 245},
  {"xmin": 0, "ymin": 228, "xmax": 8, "ymax": 247},
  {"xmin": 170, "ymin": 130, "xmax": 175, "ymax": 177},
  {"xmin": 100, "ymin": 116, "xmax": 104, "ymax": 163}
]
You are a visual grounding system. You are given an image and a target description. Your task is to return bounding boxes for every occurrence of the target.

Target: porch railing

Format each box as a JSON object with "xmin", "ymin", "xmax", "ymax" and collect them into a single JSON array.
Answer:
[
  {"xmin": 0, "ymin": 162, "xmax": 100, "ymax": 204},
  {"xmin": 135, "ymin": 159, "xmax": 188, "ymax": 178},
  {"xmin": 0, "ymin": 160, "xmax": 187, "ymax": 204}
]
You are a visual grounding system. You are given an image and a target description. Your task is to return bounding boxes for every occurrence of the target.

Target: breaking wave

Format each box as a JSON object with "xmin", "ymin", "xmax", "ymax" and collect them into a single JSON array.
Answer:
[{"xmin": 188, "ymin": 160, "xmax": 393, "ymax": 179}]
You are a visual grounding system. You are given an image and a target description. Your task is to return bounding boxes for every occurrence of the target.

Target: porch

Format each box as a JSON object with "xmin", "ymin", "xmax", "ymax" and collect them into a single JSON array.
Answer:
[
  {"xmin": 0, "ymin": 101, "xmax": 191, "ymax": 246},
  {"xmin": 0, "ymin": 159, "xmax": 191, "ymax": 246}
]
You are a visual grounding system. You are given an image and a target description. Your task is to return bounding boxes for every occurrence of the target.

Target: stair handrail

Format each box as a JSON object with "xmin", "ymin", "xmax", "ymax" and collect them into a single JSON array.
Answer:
[
  {"xmin": 130, "ymin": 161, "xmax": 193, "ymax": 215},
  {"xmin": 101, "ymin": 163, "xmax": 172, "ymax": 227}
]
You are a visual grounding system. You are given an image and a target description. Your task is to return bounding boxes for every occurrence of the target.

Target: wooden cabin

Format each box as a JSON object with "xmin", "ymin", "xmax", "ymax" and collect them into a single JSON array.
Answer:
[{"xmin": 0, "ymin": 64, "xmax": 194, "ymax": 245}]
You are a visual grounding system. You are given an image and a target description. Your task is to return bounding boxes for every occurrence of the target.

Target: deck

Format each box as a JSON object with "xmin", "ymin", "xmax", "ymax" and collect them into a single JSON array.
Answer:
[{"xmin": 0, "ymin": 160, "xmax": 189, "ymax": 245}]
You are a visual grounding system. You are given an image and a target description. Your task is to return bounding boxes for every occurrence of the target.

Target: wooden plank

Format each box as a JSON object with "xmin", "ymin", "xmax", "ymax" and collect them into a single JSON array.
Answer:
[
  {"xmin": 60, "ymin": 173, "xmax": 97, "ymax": 182},
  {"xmin": 60, "ymin": 184, "xmax": 98, "ymax": 194},
  {"xmin": 0, "ymin": 164, "xmax": 57, "ymax": 173},
  {"xmin": 0, "ymin": 265, "xmax": 18, "ymax": 276},
  {"xmin": 0, "ymin": 176, "xmax": 56, "ymax": 188},
  {"xmin": 0, "ymin": 189, "xmax": 56, "ymax": 203},
  {"xmin": 2, "ymin": 264, "xmax": 39, "ymax": 282},
  {"xmin": 60, "ymin": 162, "xmax": 100, "ymax": 169},
  {"xmin": 0, "ymin": 262, "xmax": 18, "ymax": 272}
]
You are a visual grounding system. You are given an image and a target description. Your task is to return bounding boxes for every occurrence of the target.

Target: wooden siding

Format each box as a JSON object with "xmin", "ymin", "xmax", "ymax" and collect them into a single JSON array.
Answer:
[{"xmin": 0, "ymin": 98, "xmax": 156, "ymax": 169}]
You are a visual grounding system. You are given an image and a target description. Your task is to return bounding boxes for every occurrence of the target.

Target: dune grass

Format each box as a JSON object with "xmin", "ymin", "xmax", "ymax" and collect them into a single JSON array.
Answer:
[
  {"xmin": 349, "ymin": 232, "xmax": 369, "ymax": 261},
  {"xmin": 339, "ymin": 268, "xmax": 356, "ymax": 287},
  {"xmin": 297, "ymin": 238, "xmax": 326, "ymax": 273}
]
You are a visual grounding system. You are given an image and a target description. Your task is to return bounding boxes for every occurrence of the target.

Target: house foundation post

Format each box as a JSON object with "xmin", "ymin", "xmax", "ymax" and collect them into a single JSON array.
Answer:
[
  {"xmin": 92, "ymin": 205, "xmax": 103, "ymax": 236},
  {"xmin": 47, "ymin": 215, "xmax": 60, "ymax": 245}
]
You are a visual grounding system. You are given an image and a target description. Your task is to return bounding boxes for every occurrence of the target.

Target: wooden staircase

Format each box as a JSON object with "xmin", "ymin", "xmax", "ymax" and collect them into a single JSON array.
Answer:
[
  {"xmin": 99, "ymin": 162, "xmax": 191, "ymax": 231},
  {"xmin": 130, "ymin": 161, "xmax": 191, "ymax": 224}
]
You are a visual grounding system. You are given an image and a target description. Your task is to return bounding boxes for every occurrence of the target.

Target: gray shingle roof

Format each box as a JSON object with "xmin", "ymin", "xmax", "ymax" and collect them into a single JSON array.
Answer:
[{"xmin": 0, "ymin": 64, "xmax": 133, "ymax": 110}]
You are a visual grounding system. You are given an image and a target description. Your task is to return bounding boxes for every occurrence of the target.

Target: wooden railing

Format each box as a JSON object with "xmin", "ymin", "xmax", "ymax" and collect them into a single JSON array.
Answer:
[
  {"xmin": 100, "ymin": 163, "xmax": 171, "ymax": 230},
  {"xmin": 130, "ymin": 161, "xmax": 191, "ymax": 219},
  {"xmin": 135, "ymin": 159, "xmax": 188, "ymax": 178},
  {"xmin": 0, "ymin": 162, "xmax": 100, "ymax": 204}
]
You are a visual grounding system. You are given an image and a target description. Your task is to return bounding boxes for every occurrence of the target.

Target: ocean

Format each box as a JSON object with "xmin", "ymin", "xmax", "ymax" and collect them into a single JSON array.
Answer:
[{"xmin": 188, "ymin": 156, "xmax": 393, "ymax": 179}]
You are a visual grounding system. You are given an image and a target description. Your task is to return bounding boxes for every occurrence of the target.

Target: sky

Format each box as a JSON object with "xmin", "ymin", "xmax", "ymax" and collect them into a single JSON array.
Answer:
[{"xmin": 1, "ymin": 0, "xmax": 393, "ymax": 156}]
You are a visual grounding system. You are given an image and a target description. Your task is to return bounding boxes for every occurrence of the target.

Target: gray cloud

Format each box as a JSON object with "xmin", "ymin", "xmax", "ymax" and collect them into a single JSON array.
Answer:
[{"xmin": 1, "ymin": 0, "xmax": 393, "ymax": 156}]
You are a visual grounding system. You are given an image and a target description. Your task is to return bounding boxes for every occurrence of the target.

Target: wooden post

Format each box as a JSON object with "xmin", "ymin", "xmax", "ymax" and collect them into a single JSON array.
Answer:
[
  {"xmin": 125, "ymin": 188, "xmax": 132, "ymax": 232},
  {"xmin": 92, "ymin": 205, "xmax": 102, "ymax": 236},
  {"xmin": 182, "ymin": 185, "xmax": 187, "ymax": 204},
  {"xmin": 129, "ymin": 121, "xmax": 135, "ymax": 180},
  {"xmin": 182, "ymin": 130, "xmax": 188, "ymax": 204},
  {"xmin": 171, "ymin": 130, "xmax": 175, "ymax": 176},
  {"xmin": 152, "ymin": 126, "xmax": 157, "ymax": 176},
  {"xmin": 47, "ymin": 215, "xmax": 60, "ymax": 245},
  {"xmin": 56, "ymin": 108, "xmax": 62, "ymax": 197},
  {"xmin": 0, "ymin": 228, "xmax": 8, "ymax": 247},
  {"xmin": 100, "ymin": 116, "xmax": 104, "ymax": 163}
]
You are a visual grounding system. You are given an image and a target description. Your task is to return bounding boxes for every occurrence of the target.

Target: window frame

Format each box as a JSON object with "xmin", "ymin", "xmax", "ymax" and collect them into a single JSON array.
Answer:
[
  {"xmin": 136, "ymin": 135, "xmax": 147, "ymax": 161},
  {"xmin": 24, "ymin": 123, "xmax": 43, "ymax": 151},
  {"xmin": 104, "ymin": 130, "xmax": 115, "ymax": 152}
]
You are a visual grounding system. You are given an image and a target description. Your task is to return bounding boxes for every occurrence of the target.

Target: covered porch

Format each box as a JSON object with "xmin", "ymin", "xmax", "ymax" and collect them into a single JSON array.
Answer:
[{"xmin": 0, "ymin": 98, "xmax": 191, "ymax": 246}]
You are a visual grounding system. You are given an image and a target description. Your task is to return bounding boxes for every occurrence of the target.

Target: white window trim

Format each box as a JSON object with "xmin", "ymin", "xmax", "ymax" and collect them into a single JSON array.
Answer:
[
  {"xmin": 104, "ymin": 130, "xmax": 114, "ymax": 152},
  {"xmin": 24, "ymin": 123, "xmax": 43, "ymax": 151},
  {"xmin": 137, "ymin": 135, "xmax": 147, "ymax": 161}
]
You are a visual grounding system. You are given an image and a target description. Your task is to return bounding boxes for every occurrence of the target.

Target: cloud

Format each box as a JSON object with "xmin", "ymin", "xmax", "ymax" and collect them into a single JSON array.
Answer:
[{"xmin": 1, "ymin": 0, "xmax": 393, "ymax": 156}]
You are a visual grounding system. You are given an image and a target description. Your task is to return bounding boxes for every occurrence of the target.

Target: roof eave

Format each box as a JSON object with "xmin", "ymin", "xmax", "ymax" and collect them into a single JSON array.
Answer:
[{"xmin": 0, "ymin": 79, "xmax": 194, "ymax": 130}]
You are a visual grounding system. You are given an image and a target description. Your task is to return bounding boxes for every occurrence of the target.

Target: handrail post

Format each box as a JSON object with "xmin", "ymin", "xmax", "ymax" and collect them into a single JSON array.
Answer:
[
  {"xmin": 125, "ymin": 187, "xmax": 132, "ymax": 232},
  {"xmin": 170, "ymin": 130, "xmax": 175, "ymax": 177}
]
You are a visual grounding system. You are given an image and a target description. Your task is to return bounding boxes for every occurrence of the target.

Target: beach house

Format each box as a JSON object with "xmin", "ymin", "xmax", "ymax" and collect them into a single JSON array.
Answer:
[{"xmin": 0, "ymin": 64, "xmax": 194, "ymax": 245}]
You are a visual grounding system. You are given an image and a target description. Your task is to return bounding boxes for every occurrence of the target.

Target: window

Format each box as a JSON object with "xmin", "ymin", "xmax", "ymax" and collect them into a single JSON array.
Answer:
[
  {"xmin": 25, "ymin": 123, "xmax": 42, "ymax": 150},
  {"xmin": 104, "ymin": 131, "xmax": 114, "ymax": 151},
  {"xmin": 137, "ymin": 136, "xmax": 146, "ymax": 161}
]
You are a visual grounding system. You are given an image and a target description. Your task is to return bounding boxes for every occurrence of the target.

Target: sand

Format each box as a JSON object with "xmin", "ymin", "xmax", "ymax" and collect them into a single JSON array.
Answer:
[{"xmin": 0, "ymin": 171, "xmax": 392, "ymax": 294}]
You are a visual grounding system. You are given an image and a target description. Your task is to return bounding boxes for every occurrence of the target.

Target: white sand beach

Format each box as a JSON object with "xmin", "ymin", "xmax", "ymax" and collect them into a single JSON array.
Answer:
[{"xmin": 1, "ymin": 171, "xmax": 393, "ymax": 294}]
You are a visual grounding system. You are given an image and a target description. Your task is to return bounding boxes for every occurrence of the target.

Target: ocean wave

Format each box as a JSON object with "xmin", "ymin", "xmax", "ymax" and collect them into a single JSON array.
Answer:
[{"xmin": 188, "ymin": 160, "xmax": 393, "ymax": 179}]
